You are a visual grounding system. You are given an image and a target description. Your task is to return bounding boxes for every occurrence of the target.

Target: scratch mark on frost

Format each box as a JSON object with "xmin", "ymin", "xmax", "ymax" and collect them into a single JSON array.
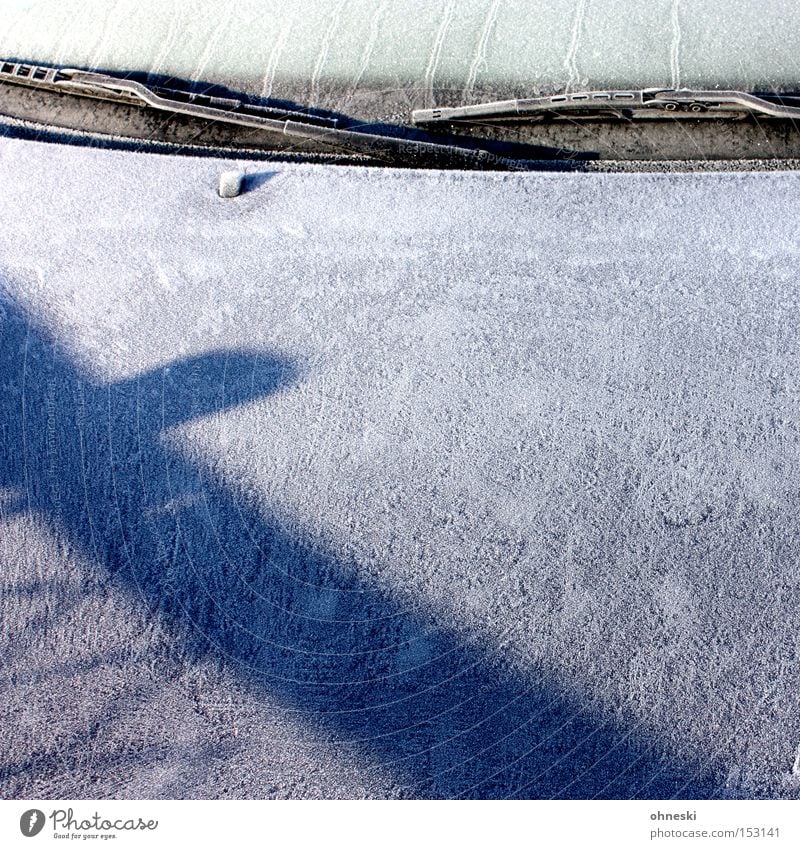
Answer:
[
  {"xmin": 261, "ymin": 13, "xmax": 295, "ymax": 99},
  {"xmin": 189, "ymin": 6, "xmax": 234, "ymax": 88},
  {"xmin": 462, "ymin": 0, "xmax": 501, "ymax": 101},
  {"xmin": 311, "ymin": 0, "xmax": 349, "ymax": 106},
  {"xmin": 564, "ymin": 0, "xmax": 588, "ymax": 92},
  {"xmin": 87, "ymin": 4, "xmax": 114, "ymax": 72},
  {"xmin": 347, "ymin": 1, "xmax": 389, "ymax": 101},
  {"xmin": 670, "ymin": 0, "xmax": 682, "ymax": 89},
  {"xmin": 150, "ymin": 1, "xmax": 181, "ymax": 80},
  {"xmin": 424, "ymin": 0, "xmax": 456, "ymax": 107},
  {"xmin": 53, "ymin": 3, "xmax": 88, "ymax": 67}
]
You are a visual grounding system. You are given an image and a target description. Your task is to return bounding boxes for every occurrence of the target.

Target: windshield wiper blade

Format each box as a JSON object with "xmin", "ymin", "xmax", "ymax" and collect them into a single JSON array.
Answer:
[
  {"xmin": 0, "ymin": 59, "xmax": 569, "ymax": 170},
  {"xmin": 1, "ymin": 61, "xmax": 340, "ymax": 126},
  {"xmin": 413, "ymin": 88, "xmax": 800, "ymax": 125}
]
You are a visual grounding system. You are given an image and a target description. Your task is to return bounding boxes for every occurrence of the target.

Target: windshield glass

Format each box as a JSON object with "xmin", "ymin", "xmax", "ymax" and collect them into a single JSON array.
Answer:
[
  {"xmin": 3, "ymin": 0, "xmax": 800, "ymax": 166},
  {"xmin": 4, "ymin": 0, "xmax": 799, "ymax": 105}
]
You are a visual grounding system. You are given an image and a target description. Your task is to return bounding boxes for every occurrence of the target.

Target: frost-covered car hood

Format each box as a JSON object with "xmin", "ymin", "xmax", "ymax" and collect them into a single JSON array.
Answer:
[{"xmin": 1, "ymin": 135, "xmax": 799, "ymax": 799}]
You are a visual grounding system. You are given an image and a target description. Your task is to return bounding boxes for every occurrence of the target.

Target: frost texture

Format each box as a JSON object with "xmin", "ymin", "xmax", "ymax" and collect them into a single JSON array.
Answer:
[
  {"xmin": 1, "ymin": 139, "xmax": 800, "ymax": 798},
  {"xmin": 1, "ymin": 0, "xmax": 799, "ymax": 101}
]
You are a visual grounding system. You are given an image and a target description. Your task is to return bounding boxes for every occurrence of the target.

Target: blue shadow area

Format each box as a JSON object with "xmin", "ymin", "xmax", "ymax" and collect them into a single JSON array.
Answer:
[{"xmin": 0, "ymin": 299, "xmax": 721, "ymax": 798}]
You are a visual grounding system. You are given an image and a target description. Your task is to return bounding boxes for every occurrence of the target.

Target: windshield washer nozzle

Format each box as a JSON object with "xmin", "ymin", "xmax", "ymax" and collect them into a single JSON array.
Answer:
[{"xmin": 218, "ymin": 170, "xmax": 244, "ymax": 198}]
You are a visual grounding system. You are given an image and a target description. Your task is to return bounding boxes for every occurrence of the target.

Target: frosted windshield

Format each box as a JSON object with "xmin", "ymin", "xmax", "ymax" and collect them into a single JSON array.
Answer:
[{"xmin": 3, "ymin": 0, "xmax": 799, "ymax": 104}]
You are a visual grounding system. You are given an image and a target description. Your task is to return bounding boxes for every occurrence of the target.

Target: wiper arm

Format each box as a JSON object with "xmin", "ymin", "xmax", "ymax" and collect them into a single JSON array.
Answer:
[
  {"xmin": 0, "ymin": 59, "xmax": 566, "ymax": 170},
  {"xmin": 2, "ymin": 62, "xmax": 340, "ymax": 126},
  {"xmin": 413, "ymin": 88, "xmax": 800, "ymax": 125}
]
